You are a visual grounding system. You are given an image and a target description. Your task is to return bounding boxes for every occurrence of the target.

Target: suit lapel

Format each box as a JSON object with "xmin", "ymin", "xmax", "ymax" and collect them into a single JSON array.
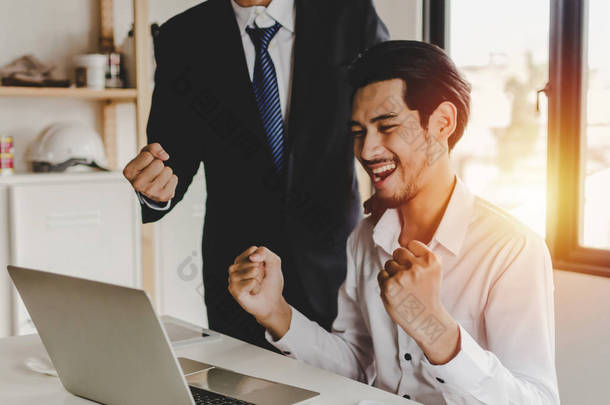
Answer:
[
  {"xmin": 285, "ymin": 0, "xmax": 320, "ymax": 153},
  {"xmin": 194, "ymin": 0, "xmax": 275, "ymax": 165}
]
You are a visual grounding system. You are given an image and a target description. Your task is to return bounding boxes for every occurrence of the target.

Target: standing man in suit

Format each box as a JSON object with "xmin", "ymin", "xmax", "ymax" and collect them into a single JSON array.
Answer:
[{"xmin": 122, "ymin": 0, "xmax": 388, "ymax": 349}]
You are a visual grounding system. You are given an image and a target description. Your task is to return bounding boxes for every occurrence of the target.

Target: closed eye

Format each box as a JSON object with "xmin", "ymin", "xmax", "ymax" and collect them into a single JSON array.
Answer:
[
  {"xmin": 380, "ymin": 125, "xmax": 398, "ymax": 132},
  {"xmin": 350, "ymin": 129, "xmax": 366, "ymax": 138}
]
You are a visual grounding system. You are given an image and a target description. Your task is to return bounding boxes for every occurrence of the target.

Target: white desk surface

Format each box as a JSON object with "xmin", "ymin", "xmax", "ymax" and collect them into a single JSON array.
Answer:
[{"xmin": 0, "ymin": 333, "xmax": 420, "ymax": 405}]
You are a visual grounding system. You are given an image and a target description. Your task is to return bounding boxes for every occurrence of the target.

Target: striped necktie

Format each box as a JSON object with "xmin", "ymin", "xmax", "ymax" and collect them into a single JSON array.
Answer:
[{"xmin": 246, "ymin": 22, "xmax": 285, "ymax": 171}]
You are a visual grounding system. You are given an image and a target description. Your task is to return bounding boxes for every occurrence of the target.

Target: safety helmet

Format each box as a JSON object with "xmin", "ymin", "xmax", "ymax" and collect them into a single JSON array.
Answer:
[{"xmin": 28, "ymin": 122, "xmax": 109, "ymax": 172}]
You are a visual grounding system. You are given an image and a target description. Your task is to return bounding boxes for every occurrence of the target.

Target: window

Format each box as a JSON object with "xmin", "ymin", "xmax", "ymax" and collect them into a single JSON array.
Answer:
[
  {"xmin": 446, "ymin": 0, "xmax": 549, "ymax": 237},
  {"xmin": 581, "ymin": 0, "xmax": 610, "ymax": 250},
  {"xmin": 425, "ymin": 0, "xmax": 610, "ymax": 275}
]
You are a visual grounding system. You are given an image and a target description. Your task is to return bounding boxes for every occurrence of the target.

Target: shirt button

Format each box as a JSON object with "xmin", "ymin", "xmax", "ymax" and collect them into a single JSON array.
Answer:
[
  {"xmin": 436, "ymin": 377, "xmax": 445, "ymax": 383},
  {"xmin": 403, "ymin": 394, "xmax": 411, "ymax": 399},
  {"xmin": 404, "ymin": 352, "xmax": 412, "ymax": 361}
]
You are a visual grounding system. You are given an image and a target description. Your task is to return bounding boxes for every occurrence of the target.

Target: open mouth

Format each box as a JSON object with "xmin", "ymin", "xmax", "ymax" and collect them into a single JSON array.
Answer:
[{"xmin": 370, "ymin": 162, "xmax": 397, "ymax": 185}]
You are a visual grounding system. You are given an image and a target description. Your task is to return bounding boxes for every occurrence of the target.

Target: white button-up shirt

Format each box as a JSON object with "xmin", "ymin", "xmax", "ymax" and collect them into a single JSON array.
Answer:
[
  {"xmin": 268, "ymin": 178, "xmax": 560, "ymax": 404},
  {"xmin": 141, "ymin": 0, "xmax": 296, "ymax": 211}
]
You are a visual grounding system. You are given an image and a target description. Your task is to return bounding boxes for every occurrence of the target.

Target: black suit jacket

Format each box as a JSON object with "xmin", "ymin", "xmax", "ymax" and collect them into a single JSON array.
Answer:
[{"xmin": 142, "ymin": 0, "xmax": 388, "ymax": 344}]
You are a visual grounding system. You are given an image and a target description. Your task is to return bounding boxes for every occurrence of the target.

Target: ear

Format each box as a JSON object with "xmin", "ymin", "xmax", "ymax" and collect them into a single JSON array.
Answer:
[{"xmin": 427, "ymin": 101, "xmax": 457, "ymax": 144}]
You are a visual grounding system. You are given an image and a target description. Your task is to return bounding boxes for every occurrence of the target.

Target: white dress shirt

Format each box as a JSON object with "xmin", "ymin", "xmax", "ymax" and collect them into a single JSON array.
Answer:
[
  {"xmin": 267, "ymin": 178, "xmax": 560, "ymax": 404},
  {"xmin": 140, "ymin": 0, "xmax": 296, "ymax": 211}
]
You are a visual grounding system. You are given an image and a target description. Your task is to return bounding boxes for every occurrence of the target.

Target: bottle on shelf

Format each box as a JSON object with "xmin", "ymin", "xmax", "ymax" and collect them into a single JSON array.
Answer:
[{"xmin": 0, "ymin": 135, "xmax": 15, "ymax": 176}]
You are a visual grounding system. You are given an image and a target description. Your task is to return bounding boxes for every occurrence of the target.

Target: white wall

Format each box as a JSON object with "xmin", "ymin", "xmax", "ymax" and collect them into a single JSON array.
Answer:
[
  {"xmin": 375, "ymin": 0, "xmax": 422, "ymax": 40},
  {"xmin": 554, "ymin": 270, "xmax": 610, "ymax": 403}
]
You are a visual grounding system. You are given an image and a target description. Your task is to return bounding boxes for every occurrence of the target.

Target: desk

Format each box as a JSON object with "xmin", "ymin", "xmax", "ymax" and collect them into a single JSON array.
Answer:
[{"xmin": 0, "ymin": 333, "xmax": 420, "ymax": 405}]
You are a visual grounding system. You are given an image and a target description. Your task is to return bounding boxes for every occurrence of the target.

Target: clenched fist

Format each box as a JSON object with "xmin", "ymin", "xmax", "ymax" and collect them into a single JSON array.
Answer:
[
  {"xmin": 228, "ymin": 246, "xmax": 292, "ymax": 340},
  {"xmin": 123, "ymin": 143, "xmax": 177, "ymax": 203},
  {"xmin": 378, "ymin": 240, "xmax": 460, "ymax": 365}
]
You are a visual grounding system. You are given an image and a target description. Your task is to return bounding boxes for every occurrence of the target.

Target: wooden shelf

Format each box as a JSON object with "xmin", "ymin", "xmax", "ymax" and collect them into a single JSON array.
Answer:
[{"xmin": 0, "ymin": 86, "xmax": 138, "ymax": 101}]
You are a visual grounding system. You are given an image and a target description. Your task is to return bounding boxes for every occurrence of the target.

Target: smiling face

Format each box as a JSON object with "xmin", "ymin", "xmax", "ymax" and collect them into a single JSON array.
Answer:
[{"xmin": 350, "ymin": 79, "xmax": 450, "ymax": 208}]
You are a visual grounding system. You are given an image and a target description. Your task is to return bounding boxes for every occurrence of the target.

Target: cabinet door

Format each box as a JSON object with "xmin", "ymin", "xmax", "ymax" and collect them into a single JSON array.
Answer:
[
  {"xmin": 9, "ymin": 177, "xmax": 140, "ymax": 335},
  {"xmin": 155, "ymin": 164, "xmax": 207, "ymax": 328},
  {"xmin": 0, "ymin": 186, "xmax": 10, "ymax": 338}
]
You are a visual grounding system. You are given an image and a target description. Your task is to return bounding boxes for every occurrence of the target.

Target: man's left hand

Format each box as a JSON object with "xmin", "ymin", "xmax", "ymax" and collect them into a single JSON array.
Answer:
[{"xmin": 378, "ymin": 240, "xmax": 461, "ymax": 365}]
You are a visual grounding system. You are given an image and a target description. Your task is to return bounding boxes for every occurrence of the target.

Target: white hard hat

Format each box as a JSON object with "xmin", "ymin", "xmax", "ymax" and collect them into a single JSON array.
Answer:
[{"xmin": 28, "ymin": 122, "xmax": 108, "ymax": 172}]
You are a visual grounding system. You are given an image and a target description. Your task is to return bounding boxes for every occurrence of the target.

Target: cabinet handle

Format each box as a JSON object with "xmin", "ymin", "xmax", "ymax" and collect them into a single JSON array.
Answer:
[{"xmin": 46, "ymin": 210, "xmax": 101, "ymax": 228}]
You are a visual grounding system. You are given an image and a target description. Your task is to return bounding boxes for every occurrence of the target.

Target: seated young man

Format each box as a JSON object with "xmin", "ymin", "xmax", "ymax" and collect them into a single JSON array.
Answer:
[{"xmin": 227, "ymin": 41, "xmax": 559, "ymax": 404}]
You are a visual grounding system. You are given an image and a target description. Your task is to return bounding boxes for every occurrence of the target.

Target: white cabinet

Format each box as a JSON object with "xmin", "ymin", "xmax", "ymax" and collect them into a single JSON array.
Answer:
[
  {"xmin": 154, "ymin": 164, "xmax": 207, "ymax": 328},
  {"xmin": 0, "ymin": 172, "xmax": 140, "ymax": 336}
]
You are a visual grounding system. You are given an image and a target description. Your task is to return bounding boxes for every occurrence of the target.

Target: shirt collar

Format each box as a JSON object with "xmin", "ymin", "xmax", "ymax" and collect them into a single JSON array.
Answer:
[
  {"xmin": 372, "ymin": 207, "xmax": 402, "ymax": 256},
  {"xmin": 372, "ymin": 177, "xmax": 474, "ymax": 257},
  {"xmin": 231, "ymin": 0, "xmax": 296, "ymax": 33}
]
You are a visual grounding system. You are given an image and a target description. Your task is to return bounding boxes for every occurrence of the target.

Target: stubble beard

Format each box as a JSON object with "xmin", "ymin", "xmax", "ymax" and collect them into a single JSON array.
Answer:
[{"xmin": 378, "ymin": 159, "xmax": 426, "ymax": 209}]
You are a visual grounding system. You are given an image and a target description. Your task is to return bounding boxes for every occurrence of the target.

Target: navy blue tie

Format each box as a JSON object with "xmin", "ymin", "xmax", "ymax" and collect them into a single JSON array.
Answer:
[{"xmin": 246, "ymin": 22, "xmax": 285, "ymax": 171}]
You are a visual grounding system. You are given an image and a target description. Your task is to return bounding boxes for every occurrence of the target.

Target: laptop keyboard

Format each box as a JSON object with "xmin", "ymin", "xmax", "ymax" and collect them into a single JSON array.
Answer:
[{"xmin": 189, "ymin": 385, "xmax": 255, "ymax": 405}]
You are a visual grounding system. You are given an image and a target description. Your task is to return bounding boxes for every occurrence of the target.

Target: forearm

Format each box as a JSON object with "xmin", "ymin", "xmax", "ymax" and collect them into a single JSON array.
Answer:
[
  {"xmin": 256, "ymin": 297, "xmax": 292, "ymax": 340},
  {"xmin": 419, "ymin": 324, "xmax": 559, "ymax": 404},
  {"xmin": 398, "ymin": 305, "xmax": 461, "ymax": 365},
  {"xmin": 266, "ymin": 306, "xmax": 373, "ymax": 383}
]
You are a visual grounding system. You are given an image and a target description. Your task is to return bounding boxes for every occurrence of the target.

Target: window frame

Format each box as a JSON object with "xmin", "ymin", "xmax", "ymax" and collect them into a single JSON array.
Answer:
[{"xmin": 425, "ymin": 0, "xmax": 610, "ymax": 276}]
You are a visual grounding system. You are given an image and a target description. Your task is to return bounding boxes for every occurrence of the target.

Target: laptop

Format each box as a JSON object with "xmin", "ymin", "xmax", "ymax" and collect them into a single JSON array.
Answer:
[{"xmin": 7, "ymin": 265, "xmax": 319, "ymax": 405}]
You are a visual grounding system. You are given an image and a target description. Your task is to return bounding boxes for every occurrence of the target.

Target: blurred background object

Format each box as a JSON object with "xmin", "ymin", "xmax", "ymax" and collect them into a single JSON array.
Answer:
[
  {"xmin": 105, "ymin": 52, "xmax": 125, "ymax": 88},
  {"xmin": 74, "ymin": 54, "xmax": 107, "ymax": 90},
  {"xmin": 120, "ymin": 23, "xmax": 158, "ymax": 88},
  {"xmin": 27, "ymin": 122, "xmax": 108, "ymax": 173},
  {"xmin": 0, "ymin": 55, "xmax": 70, "ymax": 87},
  {"xmin": 0, "ymin": 135, "xmax": 14, "ymax": 176}
]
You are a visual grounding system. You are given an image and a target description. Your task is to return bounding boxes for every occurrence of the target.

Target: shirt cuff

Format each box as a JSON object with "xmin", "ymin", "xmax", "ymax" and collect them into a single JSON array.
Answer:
[
  {"xmin": 138, "ymin": 192, "xmax": 171, "ymax": 211},
  {"xmin": 265, "ymin": 306, "xmax": 315, "ymax": 359},
  {"xmin": 420, "ymin": 323, "xmax": 490, "ymax": 395}
]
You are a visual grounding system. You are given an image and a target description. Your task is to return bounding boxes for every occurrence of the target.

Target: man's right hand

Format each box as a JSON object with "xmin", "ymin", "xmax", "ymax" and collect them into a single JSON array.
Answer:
[
  {"xmin": 228, "ymin": 246, "xmax": 292, "ymax": 340},
  {"xmin": 123, "ymin": 143, "xmax": 178, "ymax": 203}
]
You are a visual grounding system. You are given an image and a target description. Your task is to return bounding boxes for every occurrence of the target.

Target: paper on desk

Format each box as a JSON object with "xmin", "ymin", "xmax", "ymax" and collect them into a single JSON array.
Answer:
[{"xmin": 25, "ymin": 356, "xmax": 58, "ymax": 377}]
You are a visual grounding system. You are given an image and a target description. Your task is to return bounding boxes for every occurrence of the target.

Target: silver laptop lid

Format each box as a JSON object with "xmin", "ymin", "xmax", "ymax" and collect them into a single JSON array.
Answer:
[{"xmin": 8, "ymin": 265, "xmax": 194, "ymax": 405}]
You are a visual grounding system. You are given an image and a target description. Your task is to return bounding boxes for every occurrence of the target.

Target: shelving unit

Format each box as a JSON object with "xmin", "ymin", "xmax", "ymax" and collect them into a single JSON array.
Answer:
[
  {"xmin": 0, "ymin": 0, "xmax": 151, "ymax": 164},
  {"xmin": 0, "ymin": 0, "xmax": 156, "ymax": 300}
]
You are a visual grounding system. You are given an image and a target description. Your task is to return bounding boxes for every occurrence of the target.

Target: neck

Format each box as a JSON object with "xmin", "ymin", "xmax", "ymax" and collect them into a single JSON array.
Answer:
[
  {"xmin": 234, "ymin": 0, "xmax": 272, "ymax": 7},
  {"xmin": 397, "ymin": 158, "xmax": 456, "ymax": 246}
]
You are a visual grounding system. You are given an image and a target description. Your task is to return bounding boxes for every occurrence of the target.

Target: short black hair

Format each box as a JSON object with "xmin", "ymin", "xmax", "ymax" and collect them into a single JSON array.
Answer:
[{"xmin": 348, "ymin": 40, "xmax": 471, "ymax": 150}]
